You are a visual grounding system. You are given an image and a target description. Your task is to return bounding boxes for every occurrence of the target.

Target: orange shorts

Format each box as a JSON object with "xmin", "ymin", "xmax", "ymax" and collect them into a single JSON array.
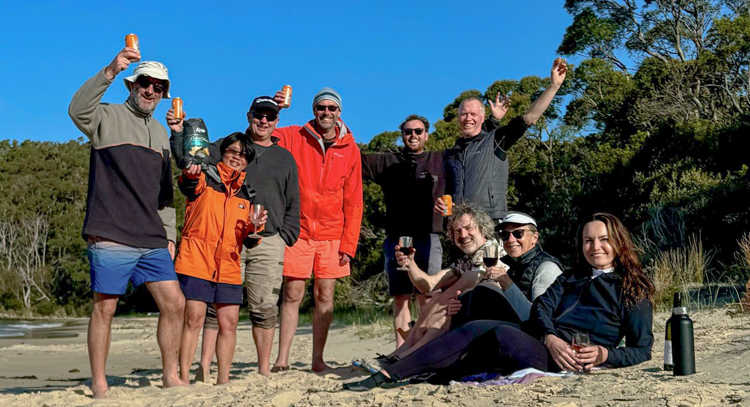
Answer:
[{"xmin": 283, "ymin": 239, "xmax": 350, "ymax": 279}]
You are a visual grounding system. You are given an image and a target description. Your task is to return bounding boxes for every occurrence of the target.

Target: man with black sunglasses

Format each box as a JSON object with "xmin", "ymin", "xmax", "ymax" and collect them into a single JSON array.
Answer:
[
  {"xmin": 270, "ymin": 87, "xmax": 363, "ymax": 373},
  {"xmin": 69, "ymin": 49, "xmax": 186, "ymax": 397},
  {"xmin": 360, "ymin": 114, "xmax": 445, "ymax": 348},
  {"xmin": 449, "ymin": 212, "xmax": 562, "ymax": 328}
]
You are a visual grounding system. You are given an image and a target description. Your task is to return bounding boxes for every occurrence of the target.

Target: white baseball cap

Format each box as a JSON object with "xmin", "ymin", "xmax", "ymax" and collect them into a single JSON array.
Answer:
[{"xmin": 497, "ymin": 212, "xmax": 537, "ymax": 228}]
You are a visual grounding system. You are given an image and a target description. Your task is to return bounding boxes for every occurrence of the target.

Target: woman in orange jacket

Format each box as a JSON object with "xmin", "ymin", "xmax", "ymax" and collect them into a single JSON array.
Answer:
[{"xmin": 174, "ymin": 132, "xmax": 266, "ymax": 384}]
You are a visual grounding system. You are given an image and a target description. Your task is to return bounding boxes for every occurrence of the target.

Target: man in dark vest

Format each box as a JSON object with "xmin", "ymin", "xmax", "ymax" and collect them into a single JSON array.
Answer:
[
  {"xmin": 436, "ymin": 59, "xmax": 568, "ymax": 223},
  {"xmin": 449, "ymin": 212, "xmax": 562, "ymax": 327}
]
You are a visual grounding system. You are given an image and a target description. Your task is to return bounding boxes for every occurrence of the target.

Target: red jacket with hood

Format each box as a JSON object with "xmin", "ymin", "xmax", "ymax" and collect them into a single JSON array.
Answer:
[{"xmin": 274, "ymin": 119, "xmax": 363, "ymax": 258}]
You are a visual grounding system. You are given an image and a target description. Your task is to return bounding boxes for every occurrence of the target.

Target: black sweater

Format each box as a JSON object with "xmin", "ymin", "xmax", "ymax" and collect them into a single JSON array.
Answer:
[
  {"xmin": 361, "ymin": 149, "xmax": 445, "ymax": 238},
  {"xmin": 526, "ymin": 266, "xmax": 654, "ymax": 368}
]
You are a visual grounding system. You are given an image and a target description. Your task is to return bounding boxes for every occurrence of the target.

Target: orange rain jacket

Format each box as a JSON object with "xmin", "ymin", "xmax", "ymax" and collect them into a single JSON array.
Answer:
[
  {"xmin": 274, "ymin": 119, "xmax": 363, "ymax": 258},
  {"xmin": 174, "ymin": 162, "xmax": 260, "ymax": 285}
]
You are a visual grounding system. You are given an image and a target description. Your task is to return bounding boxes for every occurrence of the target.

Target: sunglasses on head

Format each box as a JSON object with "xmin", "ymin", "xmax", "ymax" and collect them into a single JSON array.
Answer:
[
  {"xmin": 403, "ymin": 128, "xmax": 425, "ymax": 136},
  {"xmin": 499, "ymin": 229, "xmax": 527, "ymax": 240},
  {"xmin": 316, "ymin": 105, "xmax": 339, "ymax": 112},
  {"xmin": 135, "ymin": 76, "xmax": 165, "ymax": 93},
  {"xmin": 251, "ymin": 111, "xmax": 278, "ymax": 121}
]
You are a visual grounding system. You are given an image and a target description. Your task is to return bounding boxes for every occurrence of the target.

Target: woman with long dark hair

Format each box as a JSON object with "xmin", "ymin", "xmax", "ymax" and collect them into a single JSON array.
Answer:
[{"xmin": 344, "ymin": 212, "xmax": 655, "ymax": 391}]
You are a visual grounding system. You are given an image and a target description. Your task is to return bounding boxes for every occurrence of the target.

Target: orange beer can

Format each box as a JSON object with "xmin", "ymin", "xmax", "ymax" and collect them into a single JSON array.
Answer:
[
  {"xmin": 281, "ymin": 85, "xmax": 292, "ymax": 108},
  {"xmin": 125, "ymin": 34, "xmax": 139, "ymax": 52},
  {"xmin": 172, "ymin": 98, "xmax": 184, "ymax": 119},
  {"xmin": 441, "ymin": 195, "xmax": 453, "ymax": 217}
]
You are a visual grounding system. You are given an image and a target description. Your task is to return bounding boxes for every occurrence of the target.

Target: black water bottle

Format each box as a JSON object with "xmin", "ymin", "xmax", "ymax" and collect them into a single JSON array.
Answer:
[{"xmin": 668, "ymin": 293, "xmax": 695, "ymax": 376}]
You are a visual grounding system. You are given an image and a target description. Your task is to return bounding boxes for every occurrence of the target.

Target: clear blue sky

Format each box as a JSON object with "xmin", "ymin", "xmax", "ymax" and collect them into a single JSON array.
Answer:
[{"xmin": 0, "ymin": 1, "xmax": 574, "ymax": 144}]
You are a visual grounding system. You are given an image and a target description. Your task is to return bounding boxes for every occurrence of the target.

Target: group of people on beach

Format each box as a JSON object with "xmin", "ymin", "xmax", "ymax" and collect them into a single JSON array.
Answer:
[{"xmin": 69, "ymin": 41, "xmax": 654, "ymax": 398}]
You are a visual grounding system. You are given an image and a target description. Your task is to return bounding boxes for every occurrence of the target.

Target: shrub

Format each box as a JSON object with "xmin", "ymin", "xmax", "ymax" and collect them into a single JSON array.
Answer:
[{"xmin": 649, "ymin": 235, "xmax": 711, "ymax": 309}]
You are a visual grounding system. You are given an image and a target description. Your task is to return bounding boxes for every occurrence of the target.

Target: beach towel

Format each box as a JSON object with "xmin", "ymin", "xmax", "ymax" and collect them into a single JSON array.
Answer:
[{"xmin": 451, "ymin": 368, "xmax": 572, "ymax": 387}]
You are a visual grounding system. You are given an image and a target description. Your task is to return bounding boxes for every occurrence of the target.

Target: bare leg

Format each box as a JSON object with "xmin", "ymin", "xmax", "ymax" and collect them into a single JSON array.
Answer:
[
  {"xmin": 253, "ymin": 326, "xmax": 275, "ymax": 376},
  {"xmin": 197, "ymin": 326, "xmax": 217, "ymax": 383},
  {"xmin": 391, "ymin": 293, "xmax": 445, "ymax": 358},
  {"xmin": 393, "ymin": 294, "xmax": 411, "ymax": 348},
  {"xmin": 179, "ymin": 300, "xmax": 207, "ymax": 383},
  {"xmin": 215, "ymin": 304, "xmax": 240, "ymax": 384},
  {"xmin": 88, "ymin": 293, "xmax": 119, "ymax": 399},
  {"xmin": 146, "ymin": 280, "xmax": 188, "ymax": 388},
  {"xmin": 417, "ymin": 294, "xmax": 429, "ymax": 311},
  {"xmin": 274, "ymin": 278, "xmax": 306, "ymax": 369},
  {"xmin": 312, "ymin": 278, "xmax": 336, "ymax": 372},
  {"xmin": 397, "ymin": 322, "xmax": 449, "ymax": 359}
]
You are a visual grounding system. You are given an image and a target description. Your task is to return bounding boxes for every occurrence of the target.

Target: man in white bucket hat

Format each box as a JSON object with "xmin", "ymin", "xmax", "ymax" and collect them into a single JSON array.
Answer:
[{"xmin": 69, "ymin": 45, "xmax": 186, "ymax": 398}]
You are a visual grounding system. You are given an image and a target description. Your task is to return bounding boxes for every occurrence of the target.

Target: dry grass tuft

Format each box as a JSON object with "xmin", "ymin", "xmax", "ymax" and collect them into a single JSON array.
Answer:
[{"xmin": 649, "ymin": 235, "xmax": 711, "ymax": 309}]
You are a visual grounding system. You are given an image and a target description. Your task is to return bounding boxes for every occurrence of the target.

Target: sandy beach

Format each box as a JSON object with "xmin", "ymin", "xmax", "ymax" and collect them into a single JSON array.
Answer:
[{"xmin": 0, "ymin": 309, "xmax": 749, "ymax": 406}]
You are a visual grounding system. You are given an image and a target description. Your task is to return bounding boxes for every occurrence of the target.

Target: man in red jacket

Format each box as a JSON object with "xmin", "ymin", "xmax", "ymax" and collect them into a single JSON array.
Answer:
[{"xmin": 271, "ymin": 87, "xmax": 363, "ymax": 372}]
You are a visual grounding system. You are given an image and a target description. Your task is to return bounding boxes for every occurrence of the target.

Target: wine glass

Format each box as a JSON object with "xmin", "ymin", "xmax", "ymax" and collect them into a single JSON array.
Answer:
[
  {"xmin": 571, "ymin": 333, "xmax": 591, "ymax": 373},
  {"xmin": 483, "ymin": 245, "xmax": 499, "ymax": 268},
  {"xmin": 397, "ymin": 236, "xmax": 413, "ymax": 271},
  {"xmin": 249, "ymin": 204, "xmax": 264, "ymax": 238}
]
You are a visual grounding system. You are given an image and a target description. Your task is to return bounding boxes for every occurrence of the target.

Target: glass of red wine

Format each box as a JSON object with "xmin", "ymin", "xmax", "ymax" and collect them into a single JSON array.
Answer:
[
  {"xmin": 571, "ymin": 333, "xmax": 591, "ymax": 373},
  {"xmin": 397, "ymin": 236, "xmax": 413, "ymax": 271},
  {"xmin": 483, "ymin": 244, "xmax": 499, "ymax": 268},
  {"xmin": 248, "ymin": 204, "xmax": 264, "ymax": 238}
]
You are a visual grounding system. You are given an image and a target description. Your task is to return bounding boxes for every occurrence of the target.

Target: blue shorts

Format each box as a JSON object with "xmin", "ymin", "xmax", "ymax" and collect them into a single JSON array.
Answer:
[
  {"xmin": 178, "ymin": 275, "xmax": 243, "ymax": 305},
  {"xmin": 384, "ymin": 234, "xmax": 443, "ymax": 296},
  {"xmin": 87, "ymin": 238, "xmax": 177, "ymax": 295}
]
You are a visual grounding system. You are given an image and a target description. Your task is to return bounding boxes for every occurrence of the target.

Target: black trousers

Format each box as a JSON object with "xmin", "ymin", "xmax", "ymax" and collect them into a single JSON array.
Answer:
[
  {"xmin": 450, "ymin": 281, "xmax": 522, "ymax": 329},
  {"xmin": 385, "ymin": 320, "xmax": 551, "ymax": 382}
]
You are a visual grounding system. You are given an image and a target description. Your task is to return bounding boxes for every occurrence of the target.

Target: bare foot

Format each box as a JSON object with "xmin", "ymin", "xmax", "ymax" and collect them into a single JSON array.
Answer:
[
  {"xmin": 194, "ymin": 365, "xmax": 210, "ymax": 383},
  {"xmin": 312, "ymin": 362, "xmax": 332, "ymax": 373},
  {"xmin": 162, "ymin": 375, "xmax": 190, "ymax": 388},
  {"xmin": 91, "ymin": 383, "xmax": 109, "ymax": 399},
  {"xmin": 258, "ymin": 368, "xmax": 271, "ymax": 377},
  {"xmin": 216, "ymin": 376, "xmax": 231, "ymax": 385}
]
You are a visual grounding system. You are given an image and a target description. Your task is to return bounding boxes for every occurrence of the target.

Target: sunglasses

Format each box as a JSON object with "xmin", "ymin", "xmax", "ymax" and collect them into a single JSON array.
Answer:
[
  {"xmin": 251, "ymin": 111, "xmax": 278, "ymax": 121},
  {"xmin": 135, "ymin": 76, "xmax": 165, "ymax": 94},
  {"xmin": 403, "ymin": 128, "xmax": 425, "ymax": 136},
  {"xmin": 499, "ymin": 229, "xmax": 527, "ymax": 240},
  {"xmin": 316, "ymin": 105, "xmax": 339, "ymax": 112},
  {"xmin": 225, "ymin": 148, "xmax": 248, "ymax": 160}
]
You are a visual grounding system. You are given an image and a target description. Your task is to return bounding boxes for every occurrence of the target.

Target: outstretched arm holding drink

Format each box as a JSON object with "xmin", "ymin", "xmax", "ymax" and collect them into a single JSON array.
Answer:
[
  {"xmin": 103, "ymin": 47, "xmax": 141, "ymax": 81},
  {"xmin": 273, "ymin": 87, "xmax": 293, "ymax": 109}
]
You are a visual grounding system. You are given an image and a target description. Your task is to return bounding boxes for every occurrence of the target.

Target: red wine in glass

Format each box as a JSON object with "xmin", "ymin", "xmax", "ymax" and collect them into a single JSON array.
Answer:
[
  {"xmin": 483, "ymin": 257, "xmax": 498, "ymax": 267},
  {"xmin": 397, "ymin": 236, "xmax": 413, "ymax": 271},
  {"xmin": 483, "ymin": 245, "xmax": 499, "ymax": 268}
]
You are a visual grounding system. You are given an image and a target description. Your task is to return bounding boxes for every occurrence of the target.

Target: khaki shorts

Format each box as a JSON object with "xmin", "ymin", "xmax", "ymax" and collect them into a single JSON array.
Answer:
[{"xmin": 244, "ymin": 234, "xmax": 286, "ymax": 329}]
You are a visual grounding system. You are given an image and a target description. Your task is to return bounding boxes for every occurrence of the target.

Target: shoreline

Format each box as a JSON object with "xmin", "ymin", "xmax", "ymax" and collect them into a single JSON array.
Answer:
[{"xmin": 0, "ymin": 310, "xmax": 749, "ymax": 406}]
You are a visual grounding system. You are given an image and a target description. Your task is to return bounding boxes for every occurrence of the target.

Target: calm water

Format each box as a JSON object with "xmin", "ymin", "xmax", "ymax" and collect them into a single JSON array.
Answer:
[{"xmin": 0, "ymin": 320, "xmax": 83, "ymax": 339}]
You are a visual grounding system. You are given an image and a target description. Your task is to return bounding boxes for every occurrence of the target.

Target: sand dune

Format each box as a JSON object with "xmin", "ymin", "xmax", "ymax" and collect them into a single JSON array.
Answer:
[{"xmin": 1, "ymin": 309, "xmax": 749, "ymax": 406}]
